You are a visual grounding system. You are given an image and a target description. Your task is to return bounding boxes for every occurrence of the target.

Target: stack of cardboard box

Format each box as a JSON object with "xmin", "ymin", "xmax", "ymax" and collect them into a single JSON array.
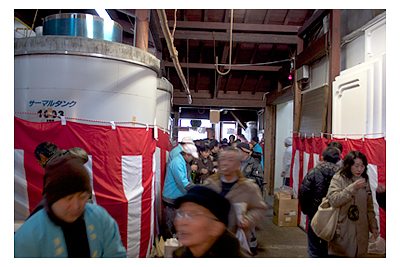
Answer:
[{"xmin": 273, "ymin": 191, "xmax": 299, "ymax": 227}]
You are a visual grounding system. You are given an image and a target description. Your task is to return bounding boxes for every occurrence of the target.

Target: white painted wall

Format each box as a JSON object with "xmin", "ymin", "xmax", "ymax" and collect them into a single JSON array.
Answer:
[
  {"xmin": 332, "ymin": 17, "xmax": 386, "ymax": 137},
  {"xmin": 274, "ymin": 100, "xmax": 293, "ymax": 189}
]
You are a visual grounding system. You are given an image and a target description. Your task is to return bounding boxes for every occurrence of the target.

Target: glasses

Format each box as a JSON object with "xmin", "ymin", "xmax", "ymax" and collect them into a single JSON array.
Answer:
[{"xmin": 174, "ymin": 210, "xmax": 220, "ymax": 222}]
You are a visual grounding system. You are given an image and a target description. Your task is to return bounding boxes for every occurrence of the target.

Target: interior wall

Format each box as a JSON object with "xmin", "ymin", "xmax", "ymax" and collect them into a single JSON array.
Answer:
[{"xmin": 274, "ymin": 100, "xmax": 293, "ymax": 190}]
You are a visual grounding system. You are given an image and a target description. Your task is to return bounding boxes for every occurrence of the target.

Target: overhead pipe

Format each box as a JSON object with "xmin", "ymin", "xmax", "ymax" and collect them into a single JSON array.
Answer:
[{"xmin": 156, "ymin": 9, "xmax": 192, "ymax": 104}]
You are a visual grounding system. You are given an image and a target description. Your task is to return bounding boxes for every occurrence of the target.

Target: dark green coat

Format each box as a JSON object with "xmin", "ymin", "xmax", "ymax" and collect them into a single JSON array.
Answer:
[{"xmin": 241, "ymin": 156, "xmax": 263, "ymax": 191}]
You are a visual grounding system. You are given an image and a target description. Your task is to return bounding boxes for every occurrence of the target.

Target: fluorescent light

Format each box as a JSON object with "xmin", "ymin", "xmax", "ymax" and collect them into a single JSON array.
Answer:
[{"xmin": 95, "ymin": 9, "xmax": 111, "ymax": 20}]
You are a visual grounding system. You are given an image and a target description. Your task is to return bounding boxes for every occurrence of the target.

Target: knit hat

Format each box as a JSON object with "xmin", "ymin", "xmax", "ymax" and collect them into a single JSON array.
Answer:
[
  {"xmin": 236, "ymin": 142, "xmax": 251, "ymax": 153},
  {"xmin": 182, "ymin": 143, "xmax": 199, "ymax": 158},
  {"xmin": 43, "ymin": 153, "xmax": 92, "ymax": 206},
  {"xmin": 174, "ymin": 186, "xmax": 230, "ymax": 226}
]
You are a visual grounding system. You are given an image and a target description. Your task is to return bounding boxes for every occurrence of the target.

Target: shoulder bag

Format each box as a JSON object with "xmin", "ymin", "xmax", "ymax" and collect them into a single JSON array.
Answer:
[{"xmin": 310, "ymin": 197, "xmax": 339, "ymax": 242}]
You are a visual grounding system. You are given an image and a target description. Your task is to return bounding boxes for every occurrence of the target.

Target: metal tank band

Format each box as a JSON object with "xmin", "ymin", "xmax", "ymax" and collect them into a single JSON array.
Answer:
[{"xmin": 43, "ymin": 13, "xmax": 123, "ymax": 43}]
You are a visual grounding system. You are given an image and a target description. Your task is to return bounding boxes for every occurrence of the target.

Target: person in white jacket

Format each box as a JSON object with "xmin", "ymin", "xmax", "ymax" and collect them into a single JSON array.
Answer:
[{"xmin": 280, "ymin": 137, "xmax": 292, "ymax": 186}]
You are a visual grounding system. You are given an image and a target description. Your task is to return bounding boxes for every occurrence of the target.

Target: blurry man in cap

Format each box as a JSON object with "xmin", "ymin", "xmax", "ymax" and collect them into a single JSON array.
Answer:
[
  {"xmin": 15, "ymin": 154, "xmax": 126, "ymax": 258},
  {"xmin": 203, "ymin": 147, "xmax": 267, "ymax": 256},
  {"xmin": 236, "ymin": 142, "xmax": 263, "ymax": 192},
  {"xmin": 162, "ymin": 143, "xmax": 199, "ymax": 238},
  {"xmin": 281, "ymin": 137, "xmax": 293, "ymax": 186},
  {"xmin": 173, "ymin": 186, "xmax": 246, "ymax": 257}
]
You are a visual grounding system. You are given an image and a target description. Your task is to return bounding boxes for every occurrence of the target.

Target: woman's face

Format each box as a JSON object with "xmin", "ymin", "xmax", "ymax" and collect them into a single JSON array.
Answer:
[
  {"xmin": 51, "ymin": 191, "xmax": 90, "ymax": 223},
  {"xmin": 200, "ymin": 149, "xmax": 210, "ymax": 159},
  {"xmin": 351, "ymin": 158, "xmax": 365, "ymax": 178}
]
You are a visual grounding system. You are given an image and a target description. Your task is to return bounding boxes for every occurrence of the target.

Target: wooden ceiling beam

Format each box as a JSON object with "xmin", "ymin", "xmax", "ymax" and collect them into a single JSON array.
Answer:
[
  {"xmin": 167, "ymin": 20, "xmax": 300, "ymax": 33},
  {"xmin": 223, "ymin": 43, "xmax": 241, "ymax": 93},
  {"xmin": 173, "ymin": 97, "xmax": 266, "ymax": 108},
  {"xmin": 252, "ymin": 74, "xmax": 264, "ymax": 95},
  {"xmin": 170, "ymin": 30, "xmax": 298, "ymax": 44},
  {"xmin": 163, "ymin": 62, "xmax": 282, "ymax": 71},
  {"xmin": 297, "ymin": 9, "xmax": 330, "ymax": 37},
  {"xmin": 239, "ymin": 43, "xmax": 259, "ymax": 94}
]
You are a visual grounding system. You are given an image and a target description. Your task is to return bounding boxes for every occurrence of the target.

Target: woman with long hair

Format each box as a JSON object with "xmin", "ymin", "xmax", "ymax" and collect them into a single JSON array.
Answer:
[{"xmin": 326, "ymin": 151, "xmax": 379, "ymax": 257}]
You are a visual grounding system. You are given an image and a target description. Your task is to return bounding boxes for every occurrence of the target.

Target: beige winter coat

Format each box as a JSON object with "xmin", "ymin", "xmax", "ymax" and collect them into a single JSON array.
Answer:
[
  {"xmin": 326, "ymin": 172, "xmax": 378, "ymax": 257},
  {"xmin": 203, "ymin": 171, "xmax": 267, "ymax": 242}
]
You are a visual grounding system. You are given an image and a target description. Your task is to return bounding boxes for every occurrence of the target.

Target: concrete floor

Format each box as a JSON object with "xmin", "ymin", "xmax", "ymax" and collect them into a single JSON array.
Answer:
[{"xmin": 253, "ymin": 195, "xmax": 308, "ymax": 258}]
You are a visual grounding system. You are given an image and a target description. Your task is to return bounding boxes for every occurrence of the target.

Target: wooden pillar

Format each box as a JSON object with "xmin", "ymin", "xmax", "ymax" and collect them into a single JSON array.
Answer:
[
  {"xmin": 173, "ymin": 109, "xmax": 180, "ymax": 142},
  {"xmin": 135, "ymin": 9, "xmax": 150, "ymax": 51},
  {"xmin": 293, "ymin": 37, "xmax": 304, "ymax": 132},
  {"xmin": 264, "ymin": 105, "xmax": 276, "ymax": 195},
  {"xmin": 326, "ymin": 9, "xmax": 341, "ymax": 133}
]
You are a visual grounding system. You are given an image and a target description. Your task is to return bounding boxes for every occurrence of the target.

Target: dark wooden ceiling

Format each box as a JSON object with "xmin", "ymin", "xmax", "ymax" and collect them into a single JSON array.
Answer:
[
  {"xmin": 14, "ymin": 9, "xmax": 316, "ymax": 121},
  {"xmin": 161, "ymin": 9, "xmax": 315, "ymax": 112}
]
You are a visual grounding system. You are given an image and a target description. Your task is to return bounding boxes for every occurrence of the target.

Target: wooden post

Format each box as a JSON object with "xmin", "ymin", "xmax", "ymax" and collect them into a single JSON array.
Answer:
[
  {"xmin": 264, "ymin": 104, "xmax": 276, "ymax": 195},
  {"xmin": 135, "ymin": 9, "xmax": 150, "ymax": 51},
  {"xmin": 293, "ymin": 37, "xmax": 304, "ymax": 132},
  {"xmin": 326, "ymin": 9, "xmax": 341, "ymax": 134},
  {"xmin": 173, "ymin": 109, "xmax": 180, "ymax": 142}
]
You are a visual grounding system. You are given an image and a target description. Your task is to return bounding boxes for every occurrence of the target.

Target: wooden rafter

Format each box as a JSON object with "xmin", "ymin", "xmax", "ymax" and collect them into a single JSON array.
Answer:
[{"xmin": 167, "ymin": 21, "xmax": 300, "ymax": 33}]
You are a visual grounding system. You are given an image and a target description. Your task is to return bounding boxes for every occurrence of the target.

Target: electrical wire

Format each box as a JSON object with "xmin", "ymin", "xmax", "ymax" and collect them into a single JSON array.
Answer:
[{"xmin": 216, "ymin": 58, "xmax": 291, "ymax": 67}]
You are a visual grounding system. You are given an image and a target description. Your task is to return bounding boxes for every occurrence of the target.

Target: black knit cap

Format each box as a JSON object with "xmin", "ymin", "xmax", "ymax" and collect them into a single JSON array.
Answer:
[
  {"xmin": 43, "ymin": 153, "xmax": 92, "ymax": 206},
  {"xmin": 236, "ymin": 142, "xmax": 251, "ymax": 153},
  {"xmin": 174, "ymin": 186, "xmax": 231, "ymax": 226}
]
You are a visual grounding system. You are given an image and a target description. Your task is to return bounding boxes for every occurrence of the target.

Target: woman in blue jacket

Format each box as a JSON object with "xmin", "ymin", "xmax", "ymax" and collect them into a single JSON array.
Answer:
[{"xmin": 14, "ymin": 154, "xmax": 126, "ymax": 258}]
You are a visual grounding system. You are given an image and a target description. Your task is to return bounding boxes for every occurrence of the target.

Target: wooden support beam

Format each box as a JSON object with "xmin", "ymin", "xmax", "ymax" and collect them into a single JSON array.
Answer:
[
  {"xmin": 252, "ymin": 74, "xmax": 264, "ymax": 95},
  {"xmin": 293, "ymin": 37, "xmax": 304, "ymax": 132},
  {"xmin": 296, "ymin": 33, "xmax": 328, "ymax": 68},
  {"xmin": 170, "ymin": 30, "xmax": 299, "ymax": 44},
  {"xmin": 135, "ymin": 9, "xmax": 150, "ymax": 51},
  {"xmin": 164, "ymin": 62, "xmax": 281, "ymax": 72},
  {"xmin": 173, "ymin": 91, "xmax": 267, "ymax": 108},
  {"xmin": 167, "ymin": 20, "xmax": 301, "ymax": 33},
  {"xmin": 264, "ymin": 104, "xmax": 276, "ymax": 195},
  {"xmin": 265, "ymin": 86, "xmax": 294, "ymax": 105},
  {"xmin": 173, "ymin": 97, "xmax": 266, "ymax": 108},
  {"xmin": 326, "ymin": 9, "xmax": 341, "ymax": 134},
  {"xmin": 298, "ymin": 9, "xmax": 330, "ymax": 37}
]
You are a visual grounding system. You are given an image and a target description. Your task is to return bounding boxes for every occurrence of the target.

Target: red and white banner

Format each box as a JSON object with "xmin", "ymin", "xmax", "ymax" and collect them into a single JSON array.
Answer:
[
  {"xmin": 290, "ymin": 134, "xmax": 386, "ymax": 239},
  {"xmin": 14, "ymin": 117, "xmax": 170, "ymax": 257}
]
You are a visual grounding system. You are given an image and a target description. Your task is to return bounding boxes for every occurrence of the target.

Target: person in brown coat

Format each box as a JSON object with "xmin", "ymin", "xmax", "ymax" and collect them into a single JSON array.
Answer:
[
  {"xmin": 202, "ymin": 147, "xmax": 267, "ymax": 254},
  {"xmin": 194, "ymin": 141, "xmax": 214, "ymax": 184},
  {"xmin": 326, "ymin": 151, "xmax": 379, "ymax": 257}
]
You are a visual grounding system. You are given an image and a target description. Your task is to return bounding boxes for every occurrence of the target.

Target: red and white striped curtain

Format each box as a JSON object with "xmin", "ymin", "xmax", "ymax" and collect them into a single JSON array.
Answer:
[
  {"xmin": 14, "ymin": 116, "xmax": 170, "ymax": 257},
  {"xmin": 290, "ymin": 134, "xmax": 386, "ymax": 239}
]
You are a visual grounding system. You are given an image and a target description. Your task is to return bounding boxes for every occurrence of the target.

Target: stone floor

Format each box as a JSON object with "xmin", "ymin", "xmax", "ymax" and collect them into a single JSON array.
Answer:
[{"xmin": 252, "ymin": 195, "xmax": 309, "ymax": 258}]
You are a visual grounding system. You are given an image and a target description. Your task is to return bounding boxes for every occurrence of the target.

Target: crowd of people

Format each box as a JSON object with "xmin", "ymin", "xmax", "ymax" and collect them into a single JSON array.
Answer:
[
  {"xmin": 162, "ymin": 135, "xmax": 267, "ymax": 256},
  {"xmin": 14, "ymin": 135, "xmax": 385, "ymax": 258}
]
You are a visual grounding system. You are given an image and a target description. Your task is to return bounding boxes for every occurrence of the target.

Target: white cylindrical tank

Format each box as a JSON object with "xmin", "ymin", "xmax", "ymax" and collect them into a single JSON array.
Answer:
[
  {"xmin": 14, "ymin": 36, "xmax": 160, "ymax": 127},
  {"xmin": 156, "ymin": 78, "xmax": 173, "ymax": 131}
]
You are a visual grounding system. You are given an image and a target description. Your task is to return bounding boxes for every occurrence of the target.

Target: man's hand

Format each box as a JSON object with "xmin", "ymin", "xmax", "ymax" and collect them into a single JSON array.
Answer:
[
  {"xmin": 201, "ymin": 168, "xmax": 208, "ymax": 174},
  {"xmin": 237, "ymin": 218, "xmax": 250, "ymax": 229},
  {"xmin": 191, "ymin": 164, "xmax": 198, "ymax": 171}
]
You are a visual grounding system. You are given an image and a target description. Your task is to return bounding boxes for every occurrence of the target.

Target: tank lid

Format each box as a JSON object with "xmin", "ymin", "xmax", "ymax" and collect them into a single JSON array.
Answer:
[
  {"xmin": 14, "ymin": 36, "xmax": 160, "ymax": 73},
  {"xmin": 44, "ymin": 13, "xmax": 123, "ymax": 31}
]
